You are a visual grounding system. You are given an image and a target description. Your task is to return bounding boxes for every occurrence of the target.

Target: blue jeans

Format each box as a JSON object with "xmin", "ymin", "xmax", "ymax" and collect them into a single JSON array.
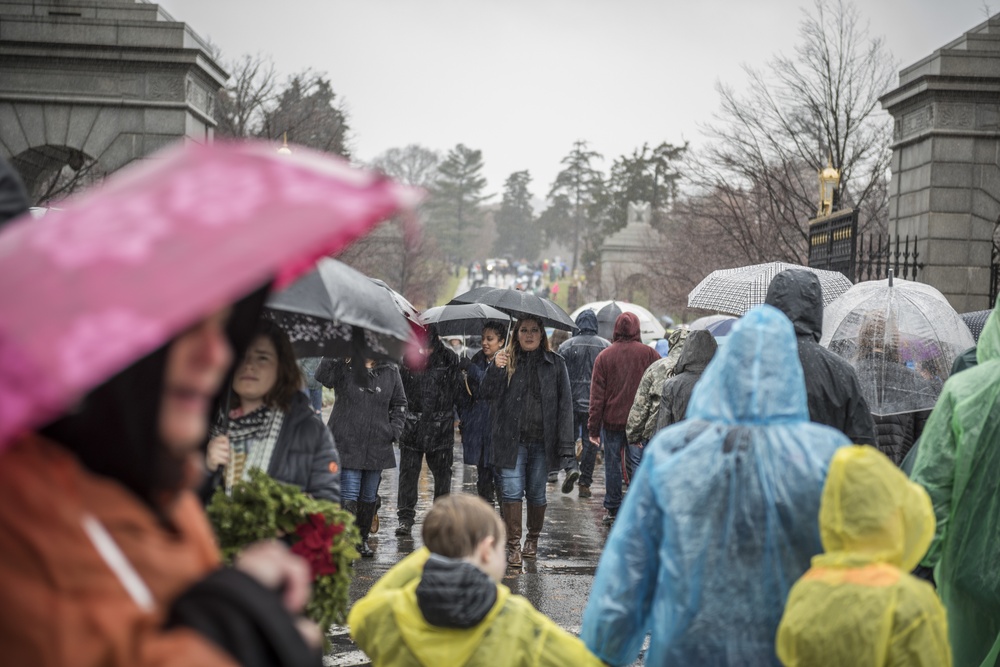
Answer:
[
  {"xmin": 500, "ymin": 441, "xmax": 548, "ymax": 506},
  {"xmin": 573, "ymin": 411, "xmax": 588, "ymax": 442},
  {"xmin": 341, "ymin": 468, "xmax": 381, "ymax": 504},
  {"xmin": 602, "ymin": 429, "xmax": 627, "ymax": 511},
  {"xmin": 621, "ymin": 442, "xmax": 644, "ymax": 485},
  {"xmin": 579, "ymin": 438, "xmax": 600, "ymax": 488}
]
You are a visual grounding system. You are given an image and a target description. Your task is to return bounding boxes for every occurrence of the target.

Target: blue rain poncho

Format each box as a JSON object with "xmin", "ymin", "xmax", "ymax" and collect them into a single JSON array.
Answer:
[{"xmin": 580, "ymin": 305, "xmax": 850, "ymax": 666}]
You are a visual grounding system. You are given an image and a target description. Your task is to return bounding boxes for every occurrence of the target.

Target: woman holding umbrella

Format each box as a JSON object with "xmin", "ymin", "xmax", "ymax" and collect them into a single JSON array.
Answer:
[
  {"xmin": 461, "ymin": 319, "xmax": 508, "ymax": 505},
  {"xmin": 204, "ymin": 319, "xmax": 341, "ymax": 502},
  {"xmin": 485, "ymin": 317, "xmax": 575, "ymax": 566},
  {"xmin": 315, "ymin": 355, "xmax": 407, "ymax": 557}
]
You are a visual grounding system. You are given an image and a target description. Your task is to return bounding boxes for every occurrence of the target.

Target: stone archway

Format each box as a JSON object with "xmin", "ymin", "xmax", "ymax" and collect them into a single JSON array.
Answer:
[
  {"xmin": 599, "ymin": 202, "xmax": 662, "ymax": 306},
  {"xmin": 0, "ymin": 0, "xmax": 226, "ymax": 203}
]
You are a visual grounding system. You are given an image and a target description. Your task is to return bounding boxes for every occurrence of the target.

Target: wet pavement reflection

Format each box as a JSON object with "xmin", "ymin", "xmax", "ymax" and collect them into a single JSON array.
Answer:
[{"xmin": 324, "ymin": 439, "xmax": 623, "ymax": 666}]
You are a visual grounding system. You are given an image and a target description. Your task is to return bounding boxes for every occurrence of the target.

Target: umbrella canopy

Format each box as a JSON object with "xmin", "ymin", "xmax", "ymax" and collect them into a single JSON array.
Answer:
[
  {"xmin": 688, "ymin": 314, "xmax": 736, "ymax": 331},
  {"xmin": 820, "ymin": 276, "xmax": 975, "ymax": 416},
  {"xmin": 266, "ymin": 258, "xmax": 415, "ymax": 362},
  {"xmin": 570, "ymin": 300, "xmax": 665, "ymax": 343},
  {"xmin": 370, "ymin": 278, "xmax": 421, "ymax": 327},
  {"xmin": 959, "ymin": 309, "xmax": 992, "ymax": 343},
  {"xmin": 688, "ymin": 262, "xmax": 853, "ymax": 316},
  {"xmin": 0, "ymin": 140, "xmax": 419, "ymax": 447},
  {"xmin": 596, "ymin": 302, "xmax": 622, "ymax": 341},
  {"xmin": 420, "ymin": 303, "xmax": 512, "ymax": 337},
  {"xmin": 449, "ymin": 286, "xmax": 577, "ymax": 331}
]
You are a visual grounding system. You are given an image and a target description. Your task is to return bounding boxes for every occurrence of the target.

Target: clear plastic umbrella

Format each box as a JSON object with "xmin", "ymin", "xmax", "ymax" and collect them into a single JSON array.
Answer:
[{"xmin": 821, "ymin": 272, "xmax": 975, "ymax": 416}]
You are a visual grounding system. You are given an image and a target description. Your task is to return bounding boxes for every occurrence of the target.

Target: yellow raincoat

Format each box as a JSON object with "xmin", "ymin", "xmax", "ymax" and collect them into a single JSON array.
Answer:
[
  {"xmin": 777, "ymin": 446, "xmax": 950, "ymax": 667},
  {"xmin": 348, "ymin": 548, "xmax": 602, "ymax": 667}
]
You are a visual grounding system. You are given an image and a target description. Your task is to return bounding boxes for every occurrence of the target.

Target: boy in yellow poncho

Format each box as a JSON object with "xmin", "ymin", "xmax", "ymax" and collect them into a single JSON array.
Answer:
[
  {"xmin": 348, "ymin": 493, "xmax": 603, "ymax": 667},
  {"xmin": 776, "ymin": 446, "xmax": 951, "ymax": 666}
]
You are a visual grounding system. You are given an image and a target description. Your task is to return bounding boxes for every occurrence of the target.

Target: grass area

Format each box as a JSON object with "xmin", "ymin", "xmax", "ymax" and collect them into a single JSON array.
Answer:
[{"xmin": 433, "ymin": 272, "xmax": 462, "ymax": 308}]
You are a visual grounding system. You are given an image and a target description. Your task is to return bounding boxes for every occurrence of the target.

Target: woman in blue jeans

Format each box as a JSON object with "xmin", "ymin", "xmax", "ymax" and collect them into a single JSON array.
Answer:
[
  {"xmin": 484, "ymin": 317, "xmax": 575, "ymax": 567},
  {"xmin": 315, "ymin": 356, "xmax": 407, "ymax": 557}
]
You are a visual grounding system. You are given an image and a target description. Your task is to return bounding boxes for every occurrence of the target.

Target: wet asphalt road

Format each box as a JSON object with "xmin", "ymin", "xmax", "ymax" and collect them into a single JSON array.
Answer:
[{"xmin": 323, "ymin": 439, "xmax": 625, "ymax": 666}]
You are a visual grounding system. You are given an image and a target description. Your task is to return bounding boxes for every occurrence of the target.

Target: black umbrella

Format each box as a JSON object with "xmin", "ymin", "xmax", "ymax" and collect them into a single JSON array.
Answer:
[
  {"xmin": 420, "ymin": 303, "xmax": 512, "ymax": 337},
  {"xmin": 596, "ymin": 302, "xmax": 623, "ymax": 341},
  {"xmin": 371, "ymin": 278, "xmax": 421, "ymax": 327},
  {"xmin": 960, "ymin": 309, "xmax": 992, "ymax": 343},
  {"xmin": 449, "ymin": 286, "xmax": 577, "ymax": 331},
  {"xmin": 265, "ymin": 257, "xmax": 414, "ymax": 362}
]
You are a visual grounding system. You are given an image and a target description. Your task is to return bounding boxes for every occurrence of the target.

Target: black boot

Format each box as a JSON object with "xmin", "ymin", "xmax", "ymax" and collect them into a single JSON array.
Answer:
[{"xmin": 356, "ymin": 501, "xmax": 377, "ymax": 558}]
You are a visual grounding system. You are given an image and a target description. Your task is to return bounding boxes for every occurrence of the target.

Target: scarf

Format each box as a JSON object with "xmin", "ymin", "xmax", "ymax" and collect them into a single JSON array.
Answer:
[{"xmin": 214, "ymin": 405, "xmax": 285, "ymax": 495}]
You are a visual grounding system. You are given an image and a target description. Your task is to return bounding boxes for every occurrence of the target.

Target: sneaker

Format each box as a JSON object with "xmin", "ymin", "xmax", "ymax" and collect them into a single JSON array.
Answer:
[
  {"xmin": 602, "ymin": 510, "xmax": 617, "ymax": 526},
  {"xmin": 547, "ymin": 471, "xmax": 558, "ymax": 484},
  {"xmin": 359, "ymin": 538, "xmax": 374, "ymax": 558},
  {"xmin": 395, "ymin": 521, "xmax": 412, "ymax": 537},
  {"xmin": 578, "ymin": 484, "xmax": 592, "ymax": 499},
  {"xmin": 561, "ymin": 469, "xmax": 580, "ymax": 494}
]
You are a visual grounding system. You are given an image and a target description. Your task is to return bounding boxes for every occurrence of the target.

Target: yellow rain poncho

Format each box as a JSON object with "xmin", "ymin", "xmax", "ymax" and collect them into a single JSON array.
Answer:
[
  {"xmin": 777, "ymin": 446, "xmax": 950, "ymax": 667},
  {"xmin": 910, "ymin": 307, "xmax": 1000, "ymax": 667},
  {"xmin": 348, "ymin": 548, "xmax": 603, "ymax": 667}
]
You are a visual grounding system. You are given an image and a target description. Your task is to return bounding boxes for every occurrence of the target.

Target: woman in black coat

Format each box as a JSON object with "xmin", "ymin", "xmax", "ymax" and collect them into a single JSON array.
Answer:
[
  {"xmin": 459, "ymin": 320, "xmax": 507, "ymax": 505},
  {"xmin": 395, "ymin": 326, "xmax": 468, "ymax": 537},
  {"xmin": 314, "ymin": 356, "xmax": 407, "ymax": 557},
  {"xmin": 486, "ymin": 316, "xmax": 574, "ymax": 567},
  {"xmin": 205, "ymin": 320, "xmax": 341, "ymax": 503}
]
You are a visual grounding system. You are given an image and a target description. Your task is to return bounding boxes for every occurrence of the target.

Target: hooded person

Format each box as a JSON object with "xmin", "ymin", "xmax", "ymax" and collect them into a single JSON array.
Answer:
[
  {"xmin": 764, "ymin": 268, "xmax": 877, "ymax": 446},
  {"xmin": 776, "ymin": 446, "xmax": 950, "ymax": 667},
  {"xmin": 654, "ymin": 329, "xmax": 717, "ymax": 432},
  {"xmin": 625, "ymin": 327, "xmax": 689, "ymax": 446},
  {"xmin": 0, "ymin": 288, "xmax": 324, "ymax": 667},
  {"xmin": 910, "ymin": 307, "xmax": 1000, "ymax": 667},
  {"xmin": 557, "ymin": 309, "xmax": 610, "ymax": 498},
  {"xmin": 580, "ymin": 305, "xmax": 850, "ymax": 667},
  {"xmin": 0, "ymin": 157, "xmax": 29, "ymax": 228},
  {"xmin": 348, "ymin": 494, "xmax": 603, "ymax": 667},
  {"xmin": 588, "ymin": 311, "xmax": 661, "ymax": 523}
]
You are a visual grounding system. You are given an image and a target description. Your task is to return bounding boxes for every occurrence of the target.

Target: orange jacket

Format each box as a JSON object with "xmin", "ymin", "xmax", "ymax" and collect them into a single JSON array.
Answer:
[{"xmin": 0, "ymin": 435, "xmax": 237, "ymax": 667}]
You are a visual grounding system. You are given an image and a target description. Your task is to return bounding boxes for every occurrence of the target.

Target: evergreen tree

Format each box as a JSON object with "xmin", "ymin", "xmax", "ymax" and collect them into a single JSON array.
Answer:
[
  {"xmin": 546, "ymin": 140, "xmax": 603, "ymax": 273},
  {"xmin": 493, "ymin": 170, "xmax": 539, "ymax": 260},
  {"xmin": 428, "ymin": 144, "xmax": 489, "ymax": 263},
  {"xmin": 606, "ymin": 141, "xmax": 686, "ymax": 232}
]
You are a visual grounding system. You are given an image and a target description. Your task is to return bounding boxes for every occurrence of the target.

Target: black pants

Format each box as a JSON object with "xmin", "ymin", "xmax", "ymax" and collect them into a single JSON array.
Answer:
[{"xmin": 397, "ymin": 446, "xmax": 453, "ymax": 523}]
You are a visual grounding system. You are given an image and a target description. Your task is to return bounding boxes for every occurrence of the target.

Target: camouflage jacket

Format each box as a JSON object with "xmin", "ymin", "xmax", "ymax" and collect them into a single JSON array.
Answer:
[{"xmin": 625, "ymin": 329, "xmax": 689, "ymax": 444}]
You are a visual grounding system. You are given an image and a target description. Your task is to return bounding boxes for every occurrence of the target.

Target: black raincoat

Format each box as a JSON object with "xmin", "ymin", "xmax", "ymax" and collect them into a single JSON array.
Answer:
[
  {"xmin": 399, "ymin": 340, "xmax": 468, "ymax": 453},
  {"xmin": 482, "ymin": 349, "xmax": 574, "ymax": 471},
  {"xmin": 764, "ymin": 268, "xmax": 877, "ymax": 446},
  {"xmin": 557, "ymin": 310, "xmax": 610, "ymax": 412},
  {"xmin": 315, "ymin": 358, "xmax": 407, "ymax": 470},
  {"xmin": 655, "ymin": 330, "xmax": 717, "ymax": 432}
]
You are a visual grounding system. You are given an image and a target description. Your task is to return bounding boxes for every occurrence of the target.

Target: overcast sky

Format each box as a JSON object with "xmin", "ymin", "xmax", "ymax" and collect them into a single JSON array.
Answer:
[{"xmin": 159, "ymin": 0, "xmax": 992, "ymax": 199}]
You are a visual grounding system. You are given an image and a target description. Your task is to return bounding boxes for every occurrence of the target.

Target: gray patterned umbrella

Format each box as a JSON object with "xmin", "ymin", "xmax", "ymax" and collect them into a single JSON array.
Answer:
[
  {"xmin": 960, "ymin": 309, "xmax": 992, "ymax": 343},
  {"xmin": 688, "ymin": 262, "xmax": 853, "ymax": 315}
]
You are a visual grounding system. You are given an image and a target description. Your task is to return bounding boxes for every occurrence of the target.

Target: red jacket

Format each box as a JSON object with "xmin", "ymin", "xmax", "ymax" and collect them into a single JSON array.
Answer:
[{"xmin": 588, "ymin": 312, "xmax": 661, "ymax": 438}]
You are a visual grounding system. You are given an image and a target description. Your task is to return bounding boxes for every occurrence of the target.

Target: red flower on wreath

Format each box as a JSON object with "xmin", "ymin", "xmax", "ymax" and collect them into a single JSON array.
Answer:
[{"xmin": 290, "ymin": 513, "xmax": 345, "ymax": 577}]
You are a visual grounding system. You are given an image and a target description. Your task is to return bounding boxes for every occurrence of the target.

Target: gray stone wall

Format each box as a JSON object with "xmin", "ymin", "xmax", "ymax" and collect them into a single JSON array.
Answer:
[
  {"xmin": 882, "ymin": 15, "xmax": 1000, "ymax": 312},
  {"xmin": 0, "ymin": 0, "xmax": 226, "ymax": 197}
]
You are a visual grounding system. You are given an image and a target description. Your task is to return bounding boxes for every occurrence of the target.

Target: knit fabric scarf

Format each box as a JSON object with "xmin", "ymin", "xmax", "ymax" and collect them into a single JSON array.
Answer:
[{"xmin": 216, "ymin": 405, "xmax": 285, "ymax": 495}]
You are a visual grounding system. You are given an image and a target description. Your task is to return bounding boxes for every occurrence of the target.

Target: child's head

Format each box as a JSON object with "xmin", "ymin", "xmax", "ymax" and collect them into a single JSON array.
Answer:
[{"xmin": 422, "ymin": 494, "xmax": 507, "ymax": 581}]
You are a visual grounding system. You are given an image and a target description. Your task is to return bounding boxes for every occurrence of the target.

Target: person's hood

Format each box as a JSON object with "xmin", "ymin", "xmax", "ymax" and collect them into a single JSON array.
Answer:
[
  {"xmin": 675, "ymin": 329, "xmax": 718, "ymax": 375},
  {"xmin": 415, "ymin": 554, "xmax": 497, "ymax": 629},
  {"xmin": 0, "ymin": 157, "xmax": 29, "ymax": 228},
  {"xmin": 764, "ymin": 268, "xmax": 824, "ymax": 342},
  {"xmin": 613, "ymin": 312, "xmax": 642, "ymax": 343},
  {"xmin": 815, "ymin": 446, "xmax": 934, "ymax": 570},
  {"xmin": 687, "ymin": 305, "xmax": 808, "ymax": 424},
  {"xmin": 977, "ymin": 307, "xmax": 1000, "ymax": 365},
  {"xmin": 575, "ymin": 309, "xmax": 599, "ymax": 336},
  {"xmin": 389, "ymin": 558, "xmax": 509, "ymax": 665}
]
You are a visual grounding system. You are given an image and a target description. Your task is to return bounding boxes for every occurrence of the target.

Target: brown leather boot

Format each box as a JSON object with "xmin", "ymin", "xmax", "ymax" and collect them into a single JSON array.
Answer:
[
  {"xmin": 502, "ymin": 502, "xmax": 523, "ymax": 566},
  {"xmin": 523, "ymin": 504, "xmax": 546, "ymax": 559}
]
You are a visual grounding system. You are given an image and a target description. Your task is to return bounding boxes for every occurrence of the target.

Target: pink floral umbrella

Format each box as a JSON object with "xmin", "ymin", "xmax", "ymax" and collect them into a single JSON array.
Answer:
[{"xmin": 0, "ymin": 140, "xmax": 421, "ymax": 448}]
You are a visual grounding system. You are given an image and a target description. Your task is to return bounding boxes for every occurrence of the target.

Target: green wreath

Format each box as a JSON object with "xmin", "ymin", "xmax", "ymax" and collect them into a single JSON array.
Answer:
[{"xmin": 207, "ymin": 469, "xmax": 360, "ymax": 632}]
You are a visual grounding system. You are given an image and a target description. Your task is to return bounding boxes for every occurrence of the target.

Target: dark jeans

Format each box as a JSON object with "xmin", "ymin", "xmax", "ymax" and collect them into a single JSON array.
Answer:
[
  {"xmin": 500, "ymin": 441, "xmax": 548, "ymax": 506},
  {"xmin": 621, "ymin": 443, "xmax": 644, "ymax": 486},
  {"xmin": 341, "ymin": 468, "xmax": 381, "ymax": 504},
  {"xmin": 397, "ymin": 446, "xmax": 453, "ymax": 523},
  {"xmin": 579, "ymin": 438, "xmax": 600, "ymax": 488},
  {"xmin": 573, "ymin": 411, "xmax": 588, "ymax": 442},
  {"xmin": 602, "ymin": 428, "xmax": 627, "ymax": 511}
]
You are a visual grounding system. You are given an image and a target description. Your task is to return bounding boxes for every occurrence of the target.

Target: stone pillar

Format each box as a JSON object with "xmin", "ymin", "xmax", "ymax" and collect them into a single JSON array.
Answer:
[
  {"xmin": 599, "ymin": 202, "xmax": 660, "ymax": 304},
  {"xmin": 881, "ymin": 14, "xmax": 1000, "ymax": 312}
]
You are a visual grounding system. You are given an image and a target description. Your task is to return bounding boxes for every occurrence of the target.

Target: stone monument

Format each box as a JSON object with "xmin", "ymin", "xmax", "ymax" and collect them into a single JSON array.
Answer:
[
  {"xmin": 598, "ymin": 201, "xmax": 659, "ymax": 304},
  {"xmin": 0, "ymin": 0, "xmax": 226, "ymax": 200},
  {"xmin": 881, "ymin": 13, "xmax": 1000, "ymax": 311}
]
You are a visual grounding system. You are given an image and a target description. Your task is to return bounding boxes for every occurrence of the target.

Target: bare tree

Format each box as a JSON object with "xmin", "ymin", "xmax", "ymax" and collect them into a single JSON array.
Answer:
[
  {"xmin": 685, "ymin": 0, "xmax": 895, "ymax": 265},
  {"xmin": 369, "ymin": 144, "xmax": 440, "ymax": 189},
  {"xmin": 215, "ymin": 53, "xmax": 279, "ymax": 139}
]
